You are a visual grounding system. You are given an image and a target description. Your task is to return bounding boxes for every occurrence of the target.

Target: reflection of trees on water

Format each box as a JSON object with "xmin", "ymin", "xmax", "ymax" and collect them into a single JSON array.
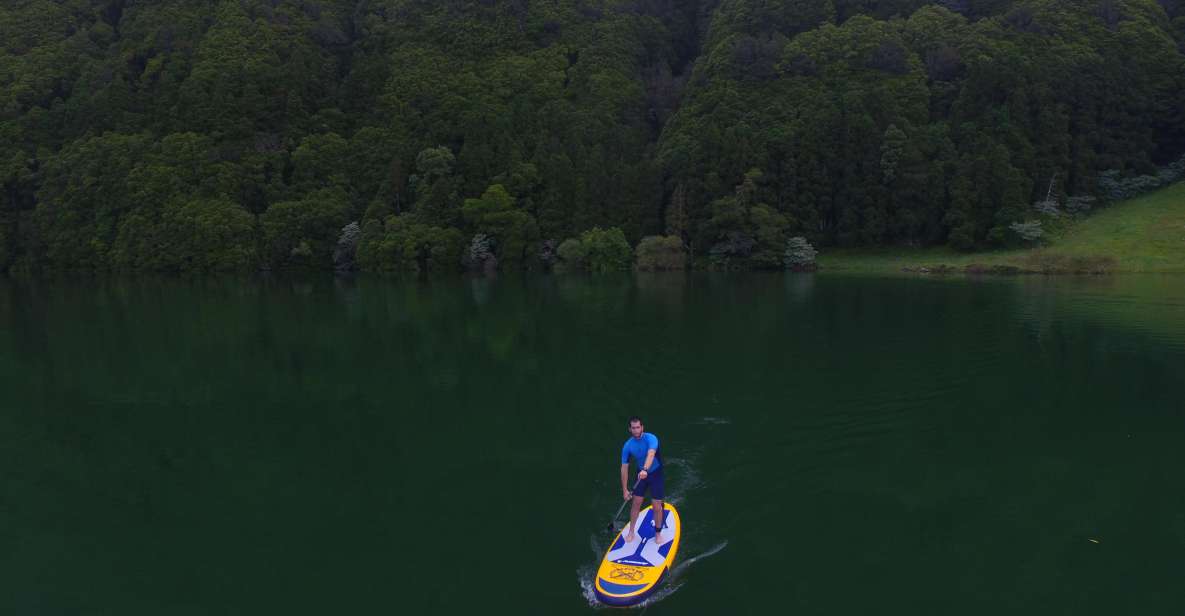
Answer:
[
  {"xmin": 467, "ymin": 274, "xmax": 494, "ymax": 307},
  {"xmin": 555, "ymin": 273, "xmax": 633, "ymax": 315},
  {"xmin": 784, "ymin": 272, "xmax": 815, "ymax": 303},
  {"xmin": 635, "ymin": 272, "xmax": 688, "ymax": 315}
]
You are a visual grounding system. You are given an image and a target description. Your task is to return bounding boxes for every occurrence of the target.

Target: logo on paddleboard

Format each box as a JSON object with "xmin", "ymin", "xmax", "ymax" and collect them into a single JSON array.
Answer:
[{"xmin": 609, "ymin": 566, "xmax": 645, "ymax": 581}]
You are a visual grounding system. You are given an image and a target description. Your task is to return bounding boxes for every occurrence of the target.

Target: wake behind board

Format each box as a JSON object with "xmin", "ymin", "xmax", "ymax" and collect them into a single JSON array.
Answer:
[{"xmin": 594, "ymin": 503, "xmax": 681, "ymax": 607}]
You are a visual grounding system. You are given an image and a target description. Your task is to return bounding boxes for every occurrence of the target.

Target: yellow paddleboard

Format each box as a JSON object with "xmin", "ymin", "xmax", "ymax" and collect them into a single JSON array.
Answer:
[{"xmin": 594, "ymin": 503, "xmax": 681, "ymax": 607}]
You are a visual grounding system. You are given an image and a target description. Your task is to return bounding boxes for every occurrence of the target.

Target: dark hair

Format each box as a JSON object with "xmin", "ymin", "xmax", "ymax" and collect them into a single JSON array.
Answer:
[{"xmin": 628, "ymin": 416, "xmax": 643, "ymax": 425}]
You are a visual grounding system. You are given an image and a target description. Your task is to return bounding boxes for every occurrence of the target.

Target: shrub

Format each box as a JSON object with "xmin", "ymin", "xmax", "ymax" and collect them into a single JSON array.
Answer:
[
  {"xmin": 783, "ymin": 236, "xmax": 818, "ymax": 271},
  {"xmin": 355, "ymin": 214, "xmax": 463, "ymax": 272},
  {"xmin": 537, "ymin": 239, "xmax": 559, "ymax": 269},
  {"xmin": 555, "ymin": 227, "xmax": 633, "ymax": 272},
  {"xmin": 635, "ymin": 235, "xmax": 686, "ymax": 271},
  {"xmin": 1033, "ymin": 198, "xmax": 1062, "ymax": 217},
  {"xmin": 1065, "ymin": 195, "xmax": 1095, "ymax": 217},
  {"xmin": 555, "ymin": 238, "xmax": 588, "ymax": 271},
  {"xmin": 464, "ymin": 233, "xmax": 497, "ymax": 272},
  {"xmin": 1099, "ymin": 155, "xmax": 1185, "ymax": 203},
  {"xmin": 333, "ymin": 222, "xmax": 361, "ymax": 271},
  {"xmin": 581, "ymin": 227, "xmax": 633, "ymax": 273},
  {"xmin": 1009, "ymin": 220, "xmax": 1044, "ymax": 244},
  {"xmin": 708, "ymin": 231, "xmax": 756, "ymax": 269}
]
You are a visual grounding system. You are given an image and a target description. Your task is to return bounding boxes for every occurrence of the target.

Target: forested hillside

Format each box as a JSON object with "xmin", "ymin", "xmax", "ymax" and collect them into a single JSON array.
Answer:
[{"xmin": 2, "ymin": 0, "xmax": 1183, "ymax": 272}]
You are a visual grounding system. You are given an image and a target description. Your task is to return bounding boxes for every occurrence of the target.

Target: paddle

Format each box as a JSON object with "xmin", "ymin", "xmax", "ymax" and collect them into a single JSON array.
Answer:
[{"xmin": 606, "ymin": 480, "xmax": 642, "ymax": 533}]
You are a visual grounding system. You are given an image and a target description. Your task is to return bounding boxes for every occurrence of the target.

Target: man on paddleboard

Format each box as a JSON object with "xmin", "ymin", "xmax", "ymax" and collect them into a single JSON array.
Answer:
[{"xmin": 620, "ymin": 416, "xmax": 665, "ymax": 543}]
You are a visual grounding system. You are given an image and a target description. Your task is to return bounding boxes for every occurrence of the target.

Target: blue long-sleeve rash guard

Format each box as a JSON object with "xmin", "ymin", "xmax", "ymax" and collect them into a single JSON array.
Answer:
[{"xmin": 621, "ymin": 432, "xmax": 661, "ymax": 473}]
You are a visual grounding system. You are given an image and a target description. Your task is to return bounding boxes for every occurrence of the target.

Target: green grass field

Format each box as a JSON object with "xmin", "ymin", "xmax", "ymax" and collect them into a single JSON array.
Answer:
[{"xmin": 818, "ymin": 182, "xmax": 1185, "ymax": 274}]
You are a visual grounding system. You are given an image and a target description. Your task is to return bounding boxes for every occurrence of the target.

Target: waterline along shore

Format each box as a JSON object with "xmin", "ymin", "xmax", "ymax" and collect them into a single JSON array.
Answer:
[{"xmin": 819, "ymin": 183, "xmax": 1185, "ymax": 275}]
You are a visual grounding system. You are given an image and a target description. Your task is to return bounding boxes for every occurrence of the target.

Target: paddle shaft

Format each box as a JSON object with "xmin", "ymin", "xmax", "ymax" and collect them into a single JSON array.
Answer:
[{"xmin": 606, "ymin": 479, "xmax": 643, "ymax": 531}]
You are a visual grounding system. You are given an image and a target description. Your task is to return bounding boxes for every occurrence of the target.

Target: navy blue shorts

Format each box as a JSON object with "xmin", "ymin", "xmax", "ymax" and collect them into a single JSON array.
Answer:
[{"xmin": 632, "ymin": 468, "xmax": 665, "ymax": 500}]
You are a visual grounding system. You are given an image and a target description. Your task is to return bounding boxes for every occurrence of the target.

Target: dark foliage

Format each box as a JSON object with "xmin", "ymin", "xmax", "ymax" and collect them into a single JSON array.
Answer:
[{"xmin": 1, "ymin": 0, "xmax": 1182, "ymax": 271}]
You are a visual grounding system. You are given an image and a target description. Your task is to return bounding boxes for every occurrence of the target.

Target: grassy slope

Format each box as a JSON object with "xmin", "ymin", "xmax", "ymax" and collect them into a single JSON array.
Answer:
[{"xmin": 818, "ymin": 182, "xmax": 1185, "ymax": 273}]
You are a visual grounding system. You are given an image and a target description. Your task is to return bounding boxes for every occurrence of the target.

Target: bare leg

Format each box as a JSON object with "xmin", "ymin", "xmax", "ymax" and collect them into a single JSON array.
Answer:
[
  {"xmin": 623, "ymin": 495, "xmax": 644, "ymax": 542},
  {"xmin": 653, "ymin": 499, "xmax": 665, "ymax": 542}
]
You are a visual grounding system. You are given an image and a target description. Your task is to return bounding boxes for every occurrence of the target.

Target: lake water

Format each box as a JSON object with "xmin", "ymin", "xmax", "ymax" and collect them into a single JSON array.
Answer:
[{"xmin": 2, "ymin": 273, "xmax": 1184, "ymax": 614}]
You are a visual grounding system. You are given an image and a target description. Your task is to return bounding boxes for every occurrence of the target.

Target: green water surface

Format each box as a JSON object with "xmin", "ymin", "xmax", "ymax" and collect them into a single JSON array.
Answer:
[{"xmin": 2, "ymin": 274, "xmax": 1184, "ymax": 614}]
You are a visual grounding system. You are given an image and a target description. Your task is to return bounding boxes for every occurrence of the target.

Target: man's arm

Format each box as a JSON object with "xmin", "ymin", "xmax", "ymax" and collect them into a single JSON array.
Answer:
[
  {"xmin": 640, "ymin": 433, "xmax": 659, "ymax": 475},
  {"xmin": 644, "ymin": 433, "xmax": 663, "ymax": 476},
  {"xmin": 640, "ymin": 449, "xmax": 656, "ymax": 475},
  {"xmin": 621, "ymin": 463, "xmax": 631, "ymax": 499}
]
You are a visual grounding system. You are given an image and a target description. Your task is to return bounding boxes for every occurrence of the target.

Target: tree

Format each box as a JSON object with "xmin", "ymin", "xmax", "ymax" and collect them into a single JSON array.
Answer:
[
  {"xmin": 0, "ymin": 0, "xmax": 1182, "ymax": 271},
  {"xmin": 555, "ymin": 237, "xmax": 589, "ymax": 272},
  {"xmin": 261, "ymin": 188, "xmax": 351, "ymax": 268},
  {"xmin": 635, "ymin": 235, "xmax": 687, "ymax": 271},
  {"xmin": 462, "ymin": 184, "xmax": 538, "ymax": 267},
  {"xmin": 291, "ymin": 133, "xmax": 350, "ymax": 193},
  {"xmin": 32, "ymin": 133, "xmax": 151, "ymax": 269},
  {"xmin": 580, "ymin": 227, "xmax": 633, "ymax": 273},
  {"xmin": 700, "ymin": 170, "xmax": 791, "ymax": 269},
  {"xmin": 784, "ymin": 236, "xmax": 819, "ymax": 271},
  {"xmin": 355, "ymin": 214, "xmax": 463, "ymax": 273}
]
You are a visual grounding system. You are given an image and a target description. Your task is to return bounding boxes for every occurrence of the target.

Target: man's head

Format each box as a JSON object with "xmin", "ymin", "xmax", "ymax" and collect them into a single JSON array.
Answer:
[{"xmin": 628, "ymin": 416, "xmax": 644, "ymax": 438}]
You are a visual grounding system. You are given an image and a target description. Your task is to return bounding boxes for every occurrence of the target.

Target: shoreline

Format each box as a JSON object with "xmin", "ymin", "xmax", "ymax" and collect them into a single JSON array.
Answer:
[{"xmin": 818, "ymin": 183, "xmax": 1185, "ymax": 275}]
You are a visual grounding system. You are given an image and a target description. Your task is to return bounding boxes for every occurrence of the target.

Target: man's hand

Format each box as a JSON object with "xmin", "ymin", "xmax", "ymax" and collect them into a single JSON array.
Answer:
[
  {"xmin": 622, "ymin": 488, "xmax": 632, "ymax": 501},
  {"xmin": 638, "ymin": 470, "xmax": 648, "ymax": 481}
]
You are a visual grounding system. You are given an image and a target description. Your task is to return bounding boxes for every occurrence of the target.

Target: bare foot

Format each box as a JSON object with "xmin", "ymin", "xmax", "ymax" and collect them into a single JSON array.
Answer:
[
  {"xmin": 623, "ymin": 532, "xmax": 635, "ymax": 543},
  {"xmin": 654, "ymin": 531, "xmax": 665, "ymax": 544}
]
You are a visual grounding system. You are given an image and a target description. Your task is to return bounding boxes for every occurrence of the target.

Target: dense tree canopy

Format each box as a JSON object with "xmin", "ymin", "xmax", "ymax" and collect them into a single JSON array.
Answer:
[{"xmin": 1, "ymin": 0, "xmax": 1182, "ymax": 272}]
